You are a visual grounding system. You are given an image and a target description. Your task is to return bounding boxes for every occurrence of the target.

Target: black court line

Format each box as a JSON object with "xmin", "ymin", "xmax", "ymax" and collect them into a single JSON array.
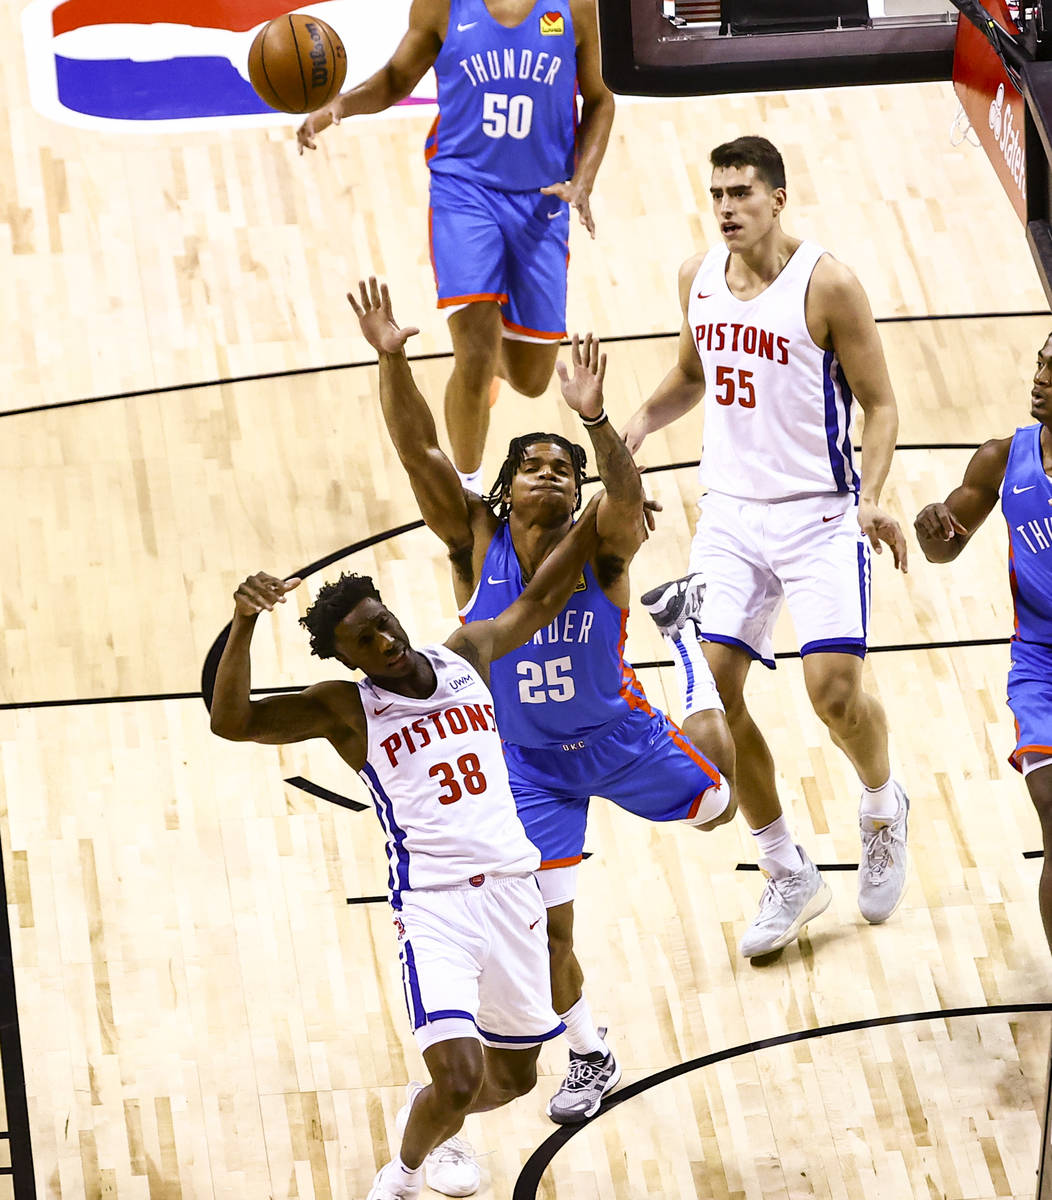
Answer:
[
  {"xmin": 512, "ymin": 1001, "xmax": 1052, "ymax": 1199},
  {"xmin": 0, "ymin": 829, "xmax": 36, "ymax": 1198},
  {"xmin": 285, "ymin": 776, "xmax": 368, "ymax": 812},
  {"xmin": 4, "ymin": 309, "xmax": 1048, "ymax": 420}
]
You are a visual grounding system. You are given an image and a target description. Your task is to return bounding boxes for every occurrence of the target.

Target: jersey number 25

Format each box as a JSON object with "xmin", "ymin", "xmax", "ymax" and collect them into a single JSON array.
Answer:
[{"xmin": 517, "ymin": 657, "xmax": 576, "ymax": 703}]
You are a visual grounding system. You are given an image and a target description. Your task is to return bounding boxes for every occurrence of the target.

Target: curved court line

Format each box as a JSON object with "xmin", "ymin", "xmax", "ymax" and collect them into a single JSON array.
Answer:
[
  {"xmin": 4, "ymin": 309, "xmax": 1047, "ymax": 419},
  {"xmin": 511, "ymin": 1002, "xmax": 1052, "ymax": 1199}
]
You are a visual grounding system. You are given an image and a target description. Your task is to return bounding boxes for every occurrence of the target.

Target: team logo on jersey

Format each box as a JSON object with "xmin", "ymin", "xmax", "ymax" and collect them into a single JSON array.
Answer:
[{"xmin": 540, "ymin": 10, "xmax": 564, "ymax": 34}]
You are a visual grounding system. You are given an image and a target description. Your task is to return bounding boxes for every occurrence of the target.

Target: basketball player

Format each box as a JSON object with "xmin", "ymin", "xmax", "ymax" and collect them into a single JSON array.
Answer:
[
  {"xmin": 297, "ymin": 0, "xmax": 614, "ymax": 494},
  {"xmin": 622, "ymin": 136, "xmax": 910, "ymax": 959},
  {"xmin": 915, "ymin": 334, "xmax": 1052, "ymax": 955},
  {"xmin": 209, "ymin": 494, "xmax": 603, "ymax": 1200},
  {"xmin": 346, "ymin": 277, "xmax": 735, "ymax": 1124}
]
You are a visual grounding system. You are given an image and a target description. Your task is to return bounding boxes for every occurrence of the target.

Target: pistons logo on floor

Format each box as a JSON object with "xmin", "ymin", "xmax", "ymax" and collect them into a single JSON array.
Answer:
[{"xmin": 21, "ymin": 0, "xmax": 434, "ymax": 130}]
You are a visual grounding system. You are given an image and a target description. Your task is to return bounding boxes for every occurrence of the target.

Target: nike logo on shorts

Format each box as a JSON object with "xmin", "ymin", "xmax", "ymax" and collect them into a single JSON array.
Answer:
[
  {"xmin": 1013, "ymin": 484, "xmax": 1037, "ymax": 493},
  {"xmin": 822, "ymin": 514, "xmax": 838, "ymax": 522},
  {"xmin": 457, "ymin": 20, "xmax": 478, "ymax": 30},
  {"xmin": 530, "ymin": 917, "xmax": 542, "ymax": 929},
  {"xmin": 547, "ymin": 210, "xmax": 561, "ymax": 219}
]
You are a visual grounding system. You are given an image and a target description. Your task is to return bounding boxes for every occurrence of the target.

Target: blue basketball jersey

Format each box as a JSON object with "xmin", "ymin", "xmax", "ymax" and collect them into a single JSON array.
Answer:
[
  {"xmin": 461, "ymin": 522, "xmax": 650, "ymax": 747},
  {"xmin": 1002, "ymin": 423, "xmax": 1052, "ymax": 647},
  {"xmin": 426, "ymin": 0, "xmax": 578, "ymax": 191}
]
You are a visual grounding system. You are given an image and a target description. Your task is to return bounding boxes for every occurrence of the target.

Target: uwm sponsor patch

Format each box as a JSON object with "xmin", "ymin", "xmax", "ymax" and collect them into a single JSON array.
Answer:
[{"xmin": 539, "ymin": 9, "xmax": 564, "ymax": 35}]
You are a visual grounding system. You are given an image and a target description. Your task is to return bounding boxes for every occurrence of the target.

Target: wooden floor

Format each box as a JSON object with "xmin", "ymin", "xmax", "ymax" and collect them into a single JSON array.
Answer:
[{"xmin": 3, "ymin": 9, "xmax": 1052, "ymax": 1194}]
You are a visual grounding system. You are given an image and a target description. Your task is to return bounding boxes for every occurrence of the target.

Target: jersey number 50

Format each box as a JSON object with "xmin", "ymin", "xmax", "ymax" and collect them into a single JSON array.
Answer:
[
  {"xmin": 517, "ymin": 657, "xmax": 576, "ymax": 703},
  {"xmin": 482, "ymin": 93, "xmax": 534, "ymax": 140}
]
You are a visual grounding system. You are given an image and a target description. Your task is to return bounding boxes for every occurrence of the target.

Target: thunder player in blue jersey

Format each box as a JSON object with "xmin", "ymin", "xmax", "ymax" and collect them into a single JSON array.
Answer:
[
  {"xmin": 915, "ymin": 333, "xmax": 1052, "ymax": 955},
  {"xmin": 297, "ymin": 0, "xmax": 614, "ymax": 495},
  {"xmin": 348, "ymin": 277, "xmax": 737, "ymax": 1124}
]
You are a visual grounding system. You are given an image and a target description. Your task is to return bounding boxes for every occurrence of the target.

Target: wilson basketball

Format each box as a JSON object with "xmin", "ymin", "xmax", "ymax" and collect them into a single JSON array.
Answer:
[{"xmin": 247, "ymin": 15, "xmax": 347, "ymax": 114}]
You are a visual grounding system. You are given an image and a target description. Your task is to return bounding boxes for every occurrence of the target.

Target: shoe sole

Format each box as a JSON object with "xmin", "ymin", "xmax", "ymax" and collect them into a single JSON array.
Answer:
[
  {"xmin": 741, "ymin": 879, "xmax": 833, "ymax": 958},
  {"xmin": 545, "ymin": 1059, "xmax": 624, "ymax": 1124}
]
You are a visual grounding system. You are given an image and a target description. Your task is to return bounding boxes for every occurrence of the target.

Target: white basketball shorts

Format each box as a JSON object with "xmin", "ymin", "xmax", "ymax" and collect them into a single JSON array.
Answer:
[
  {"xmin": 395, "ymin": 873, "xmax": 564, "ymax": 1053},
  {"xmin": 688, "ymin": 490, "xmax": 871, "ymax": 668}
]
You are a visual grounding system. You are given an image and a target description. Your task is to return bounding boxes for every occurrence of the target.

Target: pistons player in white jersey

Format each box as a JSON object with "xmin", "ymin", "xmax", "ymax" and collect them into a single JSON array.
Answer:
[
  {"xmin": 209, "ymin": 494, "xmax": 601, "ymax": 1200},
  {"xmin": 916, "ymin": 333, "xmax": 1052, "ymax": 957},
  {"xmin": 623, "ymin": 136, "xmax": 911, "ymax": 959}
]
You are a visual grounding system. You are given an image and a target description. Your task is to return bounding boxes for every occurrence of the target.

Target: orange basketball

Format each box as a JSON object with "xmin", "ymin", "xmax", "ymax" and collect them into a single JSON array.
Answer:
[{"xmin": 247, "ymin": 14, "xmax": 347, "ymax": 115}]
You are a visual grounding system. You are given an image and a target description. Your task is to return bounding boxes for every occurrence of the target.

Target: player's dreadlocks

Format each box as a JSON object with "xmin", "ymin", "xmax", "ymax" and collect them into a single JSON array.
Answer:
[
  {"xmin": 482, "ymin": 433, "xmax": 588, "ymax": 522},
  {"xmin": 300, "ymin": 572, "xmax": 382, "ymax": 660}
]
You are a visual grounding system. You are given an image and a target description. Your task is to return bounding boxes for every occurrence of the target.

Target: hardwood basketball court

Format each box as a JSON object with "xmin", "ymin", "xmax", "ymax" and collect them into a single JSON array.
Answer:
[{"xmin": 2, "ymin": 4, "xmax": 1051, "ymax": 1195}]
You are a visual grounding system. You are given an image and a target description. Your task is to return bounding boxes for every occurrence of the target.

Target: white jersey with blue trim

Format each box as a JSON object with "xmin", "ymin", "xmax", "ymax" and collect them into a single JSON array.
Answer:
[
  {"xmin": 687, "ymin": 241, "xmax": 860, "ymax": 502},
  {"xmin": 357, "ymin": 644, "xmax": 540, "ymax": 907}
]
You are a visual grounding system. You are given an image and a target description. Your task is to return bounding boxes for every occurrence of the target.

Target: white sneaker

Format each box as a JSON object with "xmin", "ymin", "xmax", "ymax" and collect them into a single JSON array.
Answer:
[
  {"xmin": 640, "ymin": 573, "xmax": 707, "ymax": 641},
  {"xmin": 395, "ymin": 1082, "xmax": 480, "ymax": 1198},
  {"xmin": 858, "ymin": 784, "xmax": 910, "ymax": 924},
  {"xmin": 739, "ymin": 846, "xmax": 832, "ymax": 957},
  {"xmin": 365, "ymin": 1161, "xmax": 421, "ymax": 1200}
]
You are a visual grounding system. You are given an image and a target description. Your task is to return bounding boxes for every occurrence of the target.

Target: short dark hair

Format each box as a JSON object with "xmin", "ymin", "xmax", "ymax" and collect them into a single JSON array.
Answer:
[
  {"xmin": 483, "ymin": 433, "xmax": 588, "ymax": 522},
  {"xmin": 300, "ymin": 572, "xmax": 382, "ymax": 659},
  {"xmin": 710, "ymin": 136, "xmax": 786, "ymax": 192}
]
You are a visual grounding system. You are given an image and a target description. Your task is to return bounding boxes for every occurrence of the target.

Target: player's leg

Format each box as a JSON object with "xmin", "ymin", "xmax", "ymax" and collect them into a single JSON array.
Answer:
[
  {"xmin": 368, "ymin": 893, "xmax": 487, "ymax": 1200},
  {"xmin": 497, "ymin": 189, "xmax": 566, "ymax": 400},
  {"xmin": 782, "ymin": 496, "xmax": 908, "ymax": 924},
  {"xmin": 499, "ymin": 756, "xmax": 617, "ymax": 1122},
  {"xmin": 445, "ymin": 303, "xmax": 504, "ymax": 489},
  {"xmin": 1025, "ymin": 760, "xmax": 1052, "ymax": 954},
  {"xmin": 428, "ymin": 173, "xmax": 507, "ymax": 491}
]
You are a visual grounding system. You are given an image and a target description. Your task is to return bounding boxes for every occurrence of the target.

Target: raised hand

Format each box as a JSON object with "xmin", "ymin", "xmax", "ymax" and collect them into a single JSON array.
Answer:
[
  {"xmin": 556, "ymin": 333, "xmax": 606, "ymax": 421},
  {"xmin": 347, "ymin": 277, "xmax": 420, "ymax": 354},
  {"xmin": 233, "ymin": 572, "xmax": 302, "ymax": 616},
  {"xmin": 859, "ymin": 500, "xmax": 908, "ymax": 573},
  {"xmin": 540, "ymin": 179, "xmax": 595, "ymax": 237}
]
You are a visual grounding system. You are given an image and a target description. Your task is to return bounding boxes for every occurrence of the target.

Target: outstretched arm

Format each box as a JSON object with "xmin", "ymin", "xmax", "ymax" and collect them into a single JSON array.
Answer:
[
  {"xmin": 539, "ymin": 0, "xmax": 615, "ymax": 237},
  {"xmin": 557, "ymin": 334, "xmax": 645, "ymax": 572},
  {"xmin": 449, "ymin": 493, "xmax": 602, "ymax": 673},
  {"xmin": 297, "ymin": 0, "xmax": 445, "ymax": 151},
  {"xmin": 914, "ymin": 437, "xmax": 1010, "ymax": 563},
  {"xmin": 347, "ymin": 279, "xmax": 492, "ymax": 590},
  {"xmin": 210, "ymin": 572, "xmax": 359, "ymax": 756},
  {"xmin": 621, "ymin": 256, "xmax": 706, "ymax": 455}
]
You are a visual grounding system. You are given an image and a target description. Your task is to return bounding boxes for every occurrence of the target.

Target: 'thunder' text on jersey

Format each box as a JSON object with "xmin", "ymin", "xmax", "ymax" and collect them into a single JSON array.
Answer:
[
  {"xmin": 426, "ymin": 0, "xmax": 578, "ymax": 191},
  {"xmin": 1002, "ymin": 424, "xmax": 1052, "ymax": 647}
]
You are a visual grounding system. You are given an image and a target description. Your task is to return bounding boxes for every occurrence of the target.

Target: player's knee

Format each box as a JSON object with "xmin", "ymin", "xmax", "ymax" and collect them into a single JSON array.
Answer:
[
  {"xmin": 431, "ymin": 1061, "xmax": 485, "ymax": 1114},
  {"xmin": 808, "ymin": 678, "xmax": 858, "ymax": 728},
  {"xmin": 681, "ymin": 711, "xmax": 736, "ymax": 782},
  {"xmin": 1027, "ymin": 766, "xmax": 1052, "ymax": 835},
  {"xmin": 492, "ymin": 1057, "xmax": 538, "ymax": 1102},
  {"xmin": 681, "ymin": 778, "xmax": 735, "ymax": 831}
]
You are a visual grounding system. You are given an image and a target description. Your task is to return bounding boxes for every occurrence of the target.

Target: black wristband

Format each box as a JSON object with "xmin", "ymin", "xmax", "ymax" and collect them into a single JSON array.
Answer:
[{"xmin": 580, "ymin": 410, "xmax": 609, "ymax": 428}]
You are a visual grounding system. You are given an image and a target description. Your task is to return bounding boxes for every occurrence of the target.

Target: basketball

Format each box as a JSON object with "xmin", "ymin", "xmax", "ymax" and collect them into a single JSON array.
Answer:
[{"xmin": 247, "ymin": 15, "xmax": 347, "ymax": 115}]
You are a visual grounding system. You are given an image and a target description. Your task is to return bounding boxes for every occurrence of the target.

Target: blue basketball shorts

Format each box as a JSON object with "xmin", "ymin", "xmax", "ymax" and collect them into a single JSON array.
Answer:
[
  {"xmin": 502, "ymin": 705, "xmax": 722, "ymax": 870},
  {"xmin": 1007, "ymin": 638, "xmax": 1052, "ymax": 772},
  {"xmin": 428, "ymin": 171, "xmax": 569, "ymax": 342}
]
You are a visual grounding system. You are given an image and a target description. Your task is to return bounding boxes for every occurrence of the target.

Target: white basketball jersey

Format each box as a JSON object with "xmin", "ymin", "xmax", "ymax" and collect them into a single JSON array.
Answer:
[
  {"xmin": 358, "ymin": 644, "xmax": 540, "ymax": 906},
  {"xmin": 687, "ymin": 241, "xmax": 859, "ymax": 502}
]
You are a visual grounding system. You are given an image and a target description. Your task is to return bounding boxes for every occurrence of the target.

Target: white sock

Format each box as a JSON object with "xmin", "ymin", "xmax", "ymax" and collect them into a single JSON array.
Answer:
[
  {"xmin": 457, "ymin": 467, "xmax": 484, "ymax": 494},
  {"xmin": 392, "ymin": 1152, "xmax": 423, "ymax": 1181},
  {"xmin": 558, "ymin": 996, "xmax": 607, "ymax": 1057},
  {"xmin": 751, "ymin": 815, "xmax": 804, "ymax": 877},
  {"xmin": 860, "ymin": 776, "xmax": 899, "ymax": 821},
  {"xmin": 666, "ymin": 627, "xmax": 724, "ymax": 716}
]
